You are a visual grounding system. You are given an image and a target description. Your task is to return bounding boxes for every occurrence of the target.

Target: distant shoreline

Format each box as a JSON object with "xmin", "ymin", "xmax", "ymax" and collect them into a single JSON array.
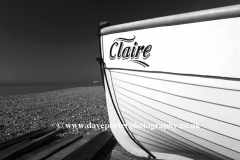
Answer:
[
  {"xmin": 0, "ymin": 83, "xmax": 103, "ymax": 86},
  {"xmin": 0, "ymin": 83, "xmax": 103, "ymax": 97}
]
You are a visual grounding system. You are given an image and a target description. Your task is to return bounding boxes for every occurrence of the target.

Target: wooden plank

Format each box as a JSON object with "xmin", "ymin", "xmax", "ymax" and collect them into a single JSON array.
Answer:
[
  {"xmin": 0, "ymin": 127, "xmax": 49, "ymax": 150},
  {"xmin": 25, "ymin": 134, "xmax": 83, "ymax": 160},
  {"xmin": 62, "ymin": 131, "xmax": 113, "ymax": 160},
  {"xmin": 0, "ymin": 139, "xmax": 30, "ymax": 158},
  {"xmin": 15, "ymin": 136, "xmax": 62, "ymax": 160},
  {"xmin": 47, "ymin": 131, "xmax": 100, "ymax": 160},
  {"xmin": 97, "ymin": 137, "xmax": 117, "ymax": 160},
  {"xmin": 1, "ymin": 128, "xmax": 63, "ymax": 160},
  {"xmin": 0, "ymin": 128, "xmax": 56, "ymax": 158}
]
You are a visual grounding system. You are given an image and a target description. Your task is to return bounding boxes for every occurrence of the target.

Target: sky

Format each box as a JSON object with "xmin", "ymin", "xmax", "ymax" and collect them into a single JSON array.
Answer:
[{"xmin": 0, "ymin": 0, "xmax": 240, "ymax": 83}]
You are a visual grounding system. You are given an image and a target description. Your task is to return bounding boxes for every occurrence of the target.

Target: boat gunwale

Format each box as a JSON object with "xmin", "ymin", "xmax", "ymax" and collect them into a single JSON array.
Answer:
[{"xmin": 100, "ymin": 4, "xmax": 240, "ymax": 35}]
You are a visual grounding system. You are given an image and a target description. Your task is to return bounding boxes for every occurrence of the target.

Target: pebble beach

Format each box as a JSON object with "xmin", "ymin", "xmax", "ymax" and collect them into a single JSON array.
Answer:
[{"xmin": 0, "ymin": 86, "xmax": 109, "ymax": 141}]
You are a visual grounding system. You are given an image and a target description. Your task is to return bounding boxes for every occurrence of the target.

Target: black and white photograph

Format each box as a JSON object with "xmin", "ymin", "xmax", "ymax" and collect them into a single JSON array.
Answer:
[{"xmin": 0, "ymin": 1, "xmax": 240, "ymax": 159}]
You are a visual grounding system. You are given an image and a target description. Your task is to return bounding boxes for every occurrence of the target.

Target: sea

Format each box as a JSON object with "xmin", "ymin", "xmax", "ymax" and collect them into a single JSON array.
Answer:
[{"xmin": 0, "ymin": 83, "xmax": 103, "ymax": 97}]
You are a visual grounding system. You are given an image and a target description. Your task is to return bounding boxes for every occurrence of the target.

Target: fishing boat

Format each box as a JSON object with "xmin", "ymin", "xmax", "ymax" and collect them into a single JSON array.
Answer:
[{"xmin": 97, "ymin": 4, "xmax": 240, "ymax": 160}]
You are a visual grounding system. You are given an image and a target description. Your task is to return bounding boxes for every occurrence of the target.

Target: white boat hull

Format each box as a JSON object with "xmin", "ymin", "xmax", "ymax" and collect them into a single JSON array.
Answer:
[{"xmin": 100, "ymin": 6, "xmax": 240, "ymax": 160}]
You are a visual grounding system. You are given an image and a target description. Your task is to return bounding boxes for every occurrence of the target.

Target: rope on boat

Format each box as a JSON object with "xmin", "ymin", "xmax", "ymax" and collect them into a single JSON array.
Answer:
[
  {"xmin": 102, "ymin": 60, "xmax": 156, "ymax": 159},
  {"xmin": 97, "ymin": 21, "xmax": 156, "ymax": 159}
]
